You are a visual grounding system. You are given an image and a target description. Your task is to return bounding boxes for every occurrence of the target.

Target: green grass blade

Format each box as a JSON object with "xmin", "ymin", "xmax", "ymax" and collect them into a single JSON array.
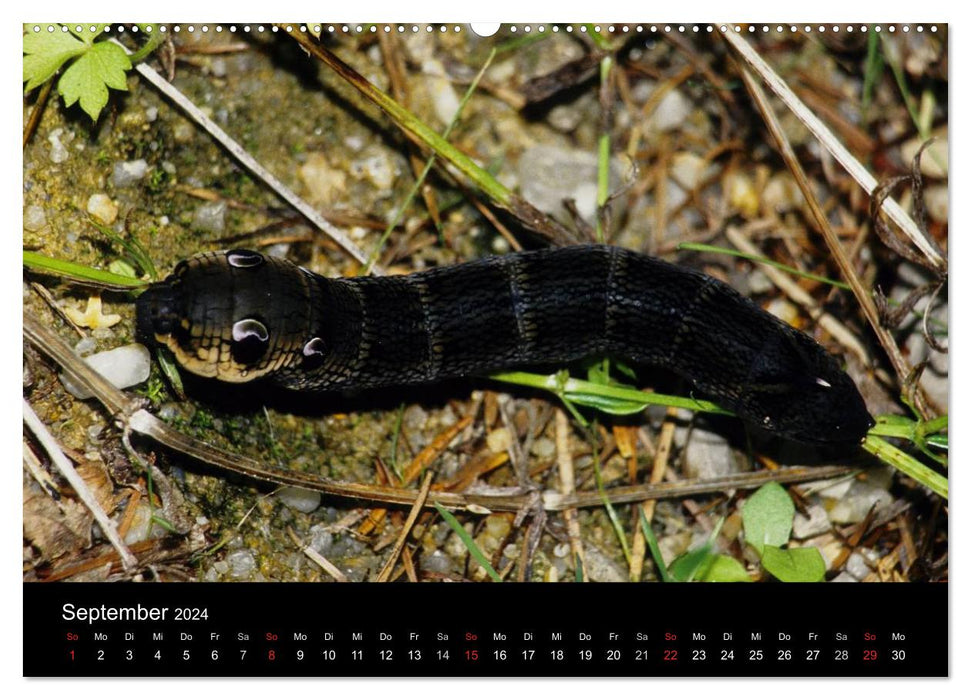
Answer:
[
  {"xmin": 491, "ymin": 370, "xmax": 731, "ymax": 417},
  {"xmin": 861, "ymin": 28, "xmax": 883, "ymax": 122},
  {"xmin": 639, "ymin": 508, "xmax": 673, "ymax": 582},
  {"xmin": 294, "ymin": 33, "xmax": 511, "ymax": 206},
  {"xmin": 678, "ymin": 242, "xmax": 851, "ymax": 290},
  {"xmin": 589, "ymin": 427, "xmax": 631, "ymax": 565},
  {"xmin": 862, "ymin": 435, "xmax": 947, "ymax": 499},
  {"xmin": 85, "ymin": 216, "xmax": 158, "ymax": 281},
  {"xmin": 365, "ymin": 48, "xmax": 496, "ymax": 272},
  {"xmin": 24, "ymin": 250, "xmax": 147, "ymax": 290},
  {"xmin": 433, "ymin": 502, "xmax": 503, "ymax": 582}
]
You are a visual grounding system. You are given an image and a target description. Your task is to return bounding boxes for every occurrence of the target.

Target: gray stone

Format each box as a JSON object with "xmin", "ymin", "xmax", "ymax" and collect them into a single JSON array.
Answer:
[
  {"xmin": 59, "ymin": 343, "xmax": 151, "ymax": 399},
  {"xmin": 277, "ymin": 486, "xmax": 322, "ymax": 514},
  {"xmin": 112, "ymin": 159, "xmax": 149, "ymax": 187}
]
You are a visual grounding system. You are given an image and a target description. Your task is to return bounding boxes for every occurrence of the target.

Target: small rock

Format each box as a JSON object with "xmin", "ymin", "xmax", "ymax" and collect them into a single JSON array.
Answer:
[
  {"xmin": 308, "ymin": 525, "xmax": 334, "ymax": 556},
  {"xmin": 831, "ymin": 571, "xmax": 859, "ymax": 583},
  {"xmin": 765, "ymin": 298, "xmax": 800, "ymax": 326},
  {"xmin": 74, "ymin": 336, "xmax": 97, "ymax": 356},
  {"xmin": 350, "ymin": 148, "xmax": 398, "ymax": 192},
  {"xmin": 226, "ymin": 549, "xmax": 258, "ymax": 579},
  {"xmin": 792, "ymin": 502, "xmax": 831, "ymax": 539},
  {"xmin": 423, "ymin": 59, "xmax": 461, "ymax": 125},
  {"xmin": 420, "ymin": 549, "xmax": 453, "ymax": 574},
  {"xmin": 581, "ymin": 544, "xmax": 627, "ymax": 582},
  {"xmin": 60, "ymin": 343, "xmax": 151, "ymax": 399},
  {"xmin": 299, "ymin": 153, "xmax": 347, "ymax": 205},
  {"xmin": 547, "ymin": 103, "xmax": 584, "ymax": 133},
  {"xmin": 649, "ymin": 88, "xmax": 692, "ymax": 134},
  {"xmin": 145, "ymin": 106, "xmax": 158, "ymax": 122},
  {"xmin": 670, "ymin": 152, "xmax": 710, "ymax": 190},
  {"xmin": 23, "ymin": 205, "xmax": 47, "ymax": 232},
  {"xmin": 725, "ymin": 172, "xmax": 760, "ymax": 218},
  {"xmin": 483, "ymin": 514, "xmax": 511, "ymax": 540},
  {"xmin": 173, "ymin": 122, "xmax": 195, "ymax": 144},
  {"xmin": 901, "ymin": 134, "xmax": 948, "ymax": 179},
  {"xmin": 486, "ymin": 427, "xmax": 512, "ymax": 454},
  {"xmin": 210, "ymin": 57, "xmax": 228, "ymax": 78},
  {"xmin": 277, "ymin": 486, "xmax": 322, "ymax": 514},
  {"xmin": 518, "ymin": 144, "xmax": 623, "ymax": 223},
  {"xmin": 827, "ymin": 477, "xmax": 894, "ymax": 524},
  {"xmin": 678, "ymin": 426, "xmax": 737, "ymax": 480},
  {"xmin": 192, "ymin": 200, "xmax": 227, "ymax": 234},
  {"xmin": 47, "ymin": 128, "xmax": 69, "ymax": 164},
  {"xmin": 112, "ymin": 159, "xmax": 149, "ymax": 187},
  {"xmin": 122, "ymin": 503, "xmax": 160, "ymax": 545},
  {"xmin": 530, "ymin": 436, "xmax": 556, "ymax": 459},
  {"xmin": 761, "ymin": 173, "xmax": 803, "ymax": 214},
  {"xmin": 86, "ymin": 193, "xmax": 118, "ymax": 225},
  {"xmin": 845, "ymin": 552, "xmax": 872, "ymax": 580}
]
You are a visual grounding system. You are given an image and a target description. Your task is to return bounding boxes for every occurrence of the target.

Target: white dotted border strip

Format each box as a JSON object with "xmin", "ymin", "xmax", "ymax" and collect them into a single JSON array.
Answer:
[{"xmin": 26, "ymin": 23, "xmax": 941, "ymax": 36}]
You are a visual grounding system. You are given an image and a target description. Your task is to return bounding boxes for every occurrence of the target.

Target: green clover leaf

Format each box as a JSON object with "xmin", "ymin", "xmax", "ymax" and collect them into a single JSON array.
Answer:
[
  {"xmin": 24, "ymin": 25, "xmax": 131, "ymax": 121},
  {"xmin": 742, "ymin": 481, "xmax": 795, "ymax": 556},
  {"xmin": 57, "ymin": 41, "xmax": 131, "ymax": 121},
  {"xmin": 23, "ymin": 28, "xmax": 86, "ymax": 91},
  {"xmin": 761, "ymin": 545, "xmax": 826, "ymax": 582}
]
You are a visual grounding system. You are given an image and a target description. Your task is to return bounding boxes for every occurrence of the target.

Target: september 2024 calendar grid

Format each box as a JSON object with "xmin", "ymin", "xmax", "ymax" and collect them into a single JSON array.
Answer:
[{"xmin": 22, "ymin": 22, "xmax": 948, "ymax": 678}]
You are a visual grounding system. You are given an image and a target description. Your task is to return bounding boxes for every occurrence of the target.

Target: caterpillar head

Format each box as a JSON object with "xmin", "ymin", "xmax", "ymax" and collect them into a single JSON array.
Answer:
[
  {"xmin": 136, "ymin": 250, "xmax": 319, "ymax": 383},
  {"xmin": 738, "ymin": 328, "xmax": 874, "ymax": 446}
]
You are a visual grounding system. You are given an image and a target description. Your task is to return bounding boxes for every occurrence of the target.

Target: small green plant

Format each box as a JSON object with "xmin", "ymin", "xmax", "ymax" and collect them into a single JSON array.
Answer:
[
  {"xmin": 659, "ymin": 482, "xmax": 827, "ymax": 583},
  {"xmin": 23, "ymin": 23, "xmax": 162, "ymax": 121}
]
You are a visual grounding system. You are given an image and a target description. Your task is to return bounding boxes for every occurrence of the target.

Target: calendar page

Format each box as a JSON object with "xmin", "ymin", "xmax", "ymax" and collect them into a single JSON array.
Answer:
[{"xmin": 22, "ymin": 20, "xmax": 948, "ymax": 678}]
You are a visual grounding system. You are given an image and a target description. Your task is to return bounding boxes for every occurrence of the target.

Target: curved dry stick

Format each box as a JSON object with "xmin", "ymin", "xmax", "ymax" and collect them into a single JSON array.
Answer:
[
  {"xmin": 24, "ymin": 314, "xmax": 855, "ymax": 514},
  {"xmin": 721, "ymin": 28, "xmax": 945, "ymax": 273},
  {"xmin": 729, "ymin": 48, "xmax": 936, "ymax": 420}
]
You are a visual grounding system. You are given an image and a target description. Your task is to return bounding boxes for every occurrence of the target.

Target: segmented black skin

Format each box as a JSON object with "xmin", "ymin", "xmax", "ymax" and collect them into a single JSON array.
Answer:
[{"xmin": 137, "ymin": 245, "xmax": 874, "ymax": 446}]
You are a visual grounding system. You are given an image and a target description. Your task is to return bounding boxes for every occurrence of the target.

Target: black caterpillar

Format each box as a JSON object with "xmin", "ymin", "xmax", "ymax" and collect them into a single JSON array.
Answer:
[{"xmin": 136, "ymin": 245, "xmax": 873, "ymax": 445}]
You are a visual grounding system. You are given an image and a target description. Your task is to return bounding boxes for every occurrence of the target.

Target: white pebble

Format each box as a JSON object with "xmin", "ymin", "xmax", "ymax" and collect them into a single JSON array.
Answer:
[
  {"xmin": 59, "ymin": 343, "xmax": 151, "ymax": 399},
  {"xmin": 227, "ymin": 550, "xmax": 258, "ymax": 578},
  {"xmin": 112, "ymin": 159, "xmax": 149, "ymax": 187},
  {"xmin": 649, "ymin": 88, "xmax": 692, "ymax": 134},
  {"xmin": 73, "ymin": 336, "xmax": 97, "ymax": 356},
  {"xmin": 23, "ymin": 205, "xmax": 47, "ymax": 232},
  {"xmin": 678, "ymin": 425, "xmax": 737, "ymax": 480},
  {"xmin": 518, "ymin": 145, "xmax": 623, "ymax": 224},
  {"xmin": 47, "ymin": 128, "xmax": 69, "ymax": 164},
  {"xmin": 530, "ymin": 437, "xmax": 556, "ymax": 459},
  {"xmin": 901, "ymin": 135, "xmax": 948, "ymax": 178},
  {"xmin": 670, "ymin": 152, "xmax": 710, "ymax": 190},
  {"xmin": 845, "ymin": 552, "xmax": 873, "ymax": 580},
  {"xmin": 192, "ymin": 200, "xmax": 227, "ymax": 234},
  {"xmin": 828, "ymin": 478, "xmax": 893, "ymax": 524},
  {"xmin": 210, "ymin": 58, "xmax": 228, "ymax": 78},
  {"xmin": 299, "ymin": 153, "xmax": 347, "ymax": 205},
  {"xmin": 792, "ymin": 502, "xmax": 831, "ymax": 539},
  {"xmin": 423, "ymin": 59, "xmax": 460, "ymax": 125},
  {"xmin": 486, "ymin": 427, "xmax": 512, "ymax": 454},
  {"xmin": 350, "ymin": 149, "xmax": 398, "ymax": 192},
  {"xmin": 277, "ymin": 486, "xmax": 322, "ymax": 514},
  {"xmin": 86, "ymin": 193, "xmax": 118, "ymax": 225}
]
